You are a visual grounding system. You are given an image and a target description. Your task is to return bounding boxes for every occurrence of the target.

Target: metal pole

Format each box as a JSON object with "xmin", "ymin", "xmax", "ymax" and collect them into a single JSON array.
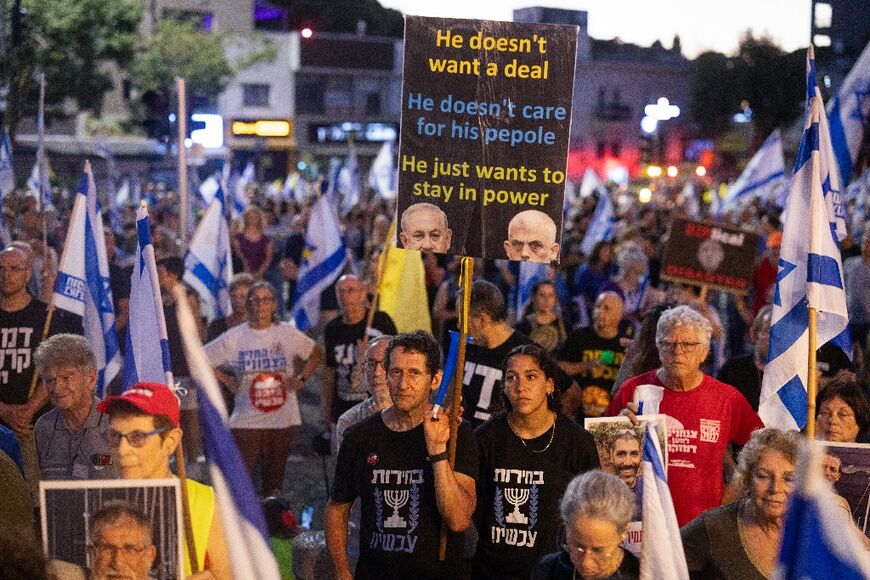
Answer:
[{"xmin": 176, "ymin": 77, "xmax": 188, "ymax": 249}]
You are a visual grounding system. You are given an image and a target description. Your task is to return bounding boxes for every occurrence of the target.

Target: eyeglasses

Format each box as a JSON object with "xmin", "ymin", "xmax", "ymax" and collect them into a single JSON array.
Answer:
[
  {"xmin": 250, "ymin": 296, "xmax": 276, "ymax": 304},
  {"xmin": 562, "ymin": 542, "xmax": 618, "ymax": 562},
  {"xmin": 106, "ymin": 428, "xmax": 166, "ymax": 448},
  {"xmin": 657, "ymin": 340, "xmax": 703, "ymax": 352},
  {"xmin": 90, "ymin": 541, "xmax": 151, "ymax": 558},
  {"xmin": 364, "ymin": 359, "xmax": 384, "ymax": 370}
]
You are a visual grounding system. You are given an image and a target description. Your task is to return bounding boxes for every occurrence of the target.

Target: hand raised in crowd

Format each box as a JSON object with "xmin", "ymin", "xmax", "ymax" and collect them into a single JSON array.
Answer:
[
  {"xmin": 423, "ymin": 403, "xmax": 451, "ymax": 456},
  {"xmin": 619, "ymin": 401, "xmax": 641, "ymax": 426}
]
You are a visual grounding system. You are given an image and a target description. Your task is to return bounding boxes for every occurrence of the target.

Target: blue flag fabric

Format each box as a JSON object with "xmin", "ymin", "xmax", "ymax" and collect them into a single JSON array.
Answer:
[
  {"xmin": 724, "ymin": 129, "xmax": 787, "ymax": 210},
  {"xmin": 760, "ymin": 94, "xmax": 850, "ymax": 430},
  {"xmin": 580, "ymin": 190, "xmax": 615, "ymax": 256},
  {"xmin": 53, "ymin": 162, "xmax": 121, "ymax": 396},
  {"xmin": 827, "ymin": 40, "xmax": 870, "ymax": 188},
  {"xmin": 291, "ymin": 194, "xmax": 347, "ymax": 330},
  {"xmin": 338, "ymin": 144, "xmax": 361, "ymax": 217},
  {"xmin": 0, "ymin": 129, "xmax": 13, "ymax": 246},
  {"xmin": 368, "ymin": 140, "xmax": 397, "ymax": 200},
  {"xmin": 516, "ymin": 262, "xmax": 548, "ymax": 318},
  {"xmin": 184, "ymin": 186, "xmax": 232, "ymax": 322},
  {"xmin": 123, "ymin": 203, "xmax": 173, "ymax": 389}
]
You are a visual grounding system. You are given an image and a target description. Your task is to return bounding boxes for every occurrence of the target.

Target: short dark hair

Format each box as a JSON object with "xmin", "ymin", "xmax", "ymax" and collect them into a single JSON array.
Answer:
[
  {"xmin": 107, "ymin": 400, "xmax": 174, "ymax": 439},
  {"xmin": 156, "ymin": 256, "xmax": 184, "ymax": 280},
  {"xmin": 497, "ymin": 343, "xmax": 559, "ymax": 414},
  {"xmin": 470, "ymin": 280, "xmax": 506, "ymax": 322},
  {"xmin": 816, "ymin": 378, "xmax": 870, "ymax": 435},
  {"xmin": 384, "ymin": 330, "xmax": 441, "ymax": 377}
]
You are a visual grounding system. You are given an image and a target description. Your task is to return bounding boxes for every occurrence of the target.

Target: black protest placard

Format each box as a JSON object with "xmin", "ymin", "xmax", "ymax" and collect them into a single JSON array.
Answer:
[
  {"xmin": 661, "ymin": 218, "xmax": 760, "ymax": 295},
  {"xmin": 397, "ymin": 16, "xmax": 578, "ymax": 262}
]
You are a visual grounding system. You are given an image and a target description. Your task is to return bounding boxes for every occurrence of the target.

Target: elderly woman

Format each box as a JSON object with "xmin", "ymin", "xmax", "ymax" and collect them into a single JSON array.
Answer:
[
  {"xmin": 531, "ymin": 470, "xmax": 639, "ymax": 580},
  {"xmin": 232, "ymin": 205, "xmax": 274, "ymax": 280},
  {"xmin": 515, "ymin": 280, "xmax": 568, "ymax": 353},
  {"xmin": 605, "ymin": 305, "xmax": 763, "ymax": 526},
  {"xmin": 815, "ymin": 378, "xmax": 870, "ymax": 443},
  {"xmin": 681, "ymin": 428, "xmax": 804, "ymax": 579},
  {"xmin": 599, "ymin": 241, "xmax": 651, "ymax": 323}
]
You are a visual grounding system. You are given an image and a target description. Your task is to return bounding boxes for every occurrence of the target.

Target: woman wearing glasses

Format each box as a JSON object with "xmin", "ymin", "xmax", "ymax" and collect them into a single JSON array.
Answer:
[
  {"xmin": 531, "ymin": 470, "xmax": 639, "ymax": 580},
  {"xmin": 605, "ymin": 305, "xmax": 763, "ymax": 527}
]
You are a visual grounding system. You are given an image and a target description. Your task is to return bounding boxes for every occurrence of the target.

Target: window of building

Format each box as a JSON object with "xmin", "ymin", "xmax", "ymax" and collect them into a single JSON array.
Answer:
[{"xmin": 242, "ymin": 84, "xmax": 270, "ymax": 108}]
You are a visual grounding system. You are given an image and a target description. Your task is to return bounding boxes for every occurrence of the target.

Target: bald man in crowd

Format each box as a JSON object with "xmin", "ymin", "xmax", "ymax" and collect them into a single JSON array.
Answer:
[
  {"xmin": 503, "ymin": 210, "xmax": 560, "ymax": 263},
  {"xmin": 399, "ymin": 203, "xmax": 453, "ymax": 253}
]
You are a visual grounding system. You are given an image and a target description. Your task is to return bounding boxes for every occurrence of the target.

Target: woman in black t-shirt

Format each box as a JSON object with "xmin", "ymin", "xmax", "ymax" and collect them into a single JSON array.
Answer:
[{"xmin": 473, "ymin": 344, "xmax": 599, "ymax": 580}]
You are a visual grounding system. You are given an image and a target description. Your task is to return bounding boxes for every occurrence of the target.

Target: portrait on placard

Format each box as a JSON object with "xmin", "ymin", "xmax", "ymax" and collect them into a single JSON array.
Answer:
[
  {"xmin": 40, "ymin": 479, "xmax": 183, "ymax": 580},
  {"xmin": 816, "ymin": 441, "xmax": 870, "ymax": 541},
  {"xmin": 584, "ymin": 415, "xmax": 668, "ymax": 483}
]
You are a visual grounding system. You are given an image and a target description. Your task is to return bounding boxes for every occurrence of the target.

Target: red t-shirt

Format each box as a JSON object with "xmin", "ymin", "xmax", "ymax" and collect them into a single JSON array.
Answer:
[{"xmin": 606, "ymin": 370, "xmax": 763, "ymax": 526}]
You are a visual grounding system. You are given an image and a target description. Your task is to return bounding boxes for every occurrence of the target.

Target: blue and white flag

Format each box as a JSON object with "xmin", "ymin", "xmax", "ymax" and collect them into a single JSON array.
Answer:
[
  {"xmin": 232, "ymin": 161, "xmax": 254, "ymax": 218},
  {"xmin": 724, "ymin": 129, "xmax": 787, "ymax": 210},
  {"xmin": 580, "ymin": 190, "xmax": 615, "ymax": 256},
  {"xmin": 368, "ymin": 140, "xmax": 397, "ymax": 200},
  {"xmin": 678, "ymin": 180, "xmax": 701, "ymax": 219},
  {"xmin": 198, "ymin": 174, "xmax": 220, "ymax": 206},
  {"xmin": 291, "ymin": 194, "xmax": 347, "ymax": 330},
  {"xmin": 54, "ymin": 162, "xmax": 121, "ymax": 396},
  {"xmin": 124, "ymin": 203, "xmax": 173, "ymax": 389},
  {"xmin": 773, "ymin": 446, "xmax": 870, "ymax": 579},
  {"xmin": 759, "ymin": 97, "xmax": 850, "ymax": 431},
  {"xmin": 808, "ymin": 46, "xmax": 848, "ymax": 241},
  {"xmin": 640, "ymin": 422, "xmax": 689, "ymax": 580},
  {"xmin": 579, "ymin": 167, "xmax": 605, "ymax": 198},
  {"xmin": 0, "ymin": 129, "xmax": 13, "ymax": 196},
  {"xmin": 516, "ymin": 262, "xmax": 548, "ymax": 318},
  {"xmin": 173, "ymin": 285, "xmax": 281, "ymax": 580},
  {"xmin": 184, "ymin": 187, "xmax": 232, "ymax": 322},
  {"xmin": 338, "ymin": 145, "xmax": 361, "ymax": 217},
  {"xmin": 827, "ymin": 40, "xmax": 870, "ymax": 187}
]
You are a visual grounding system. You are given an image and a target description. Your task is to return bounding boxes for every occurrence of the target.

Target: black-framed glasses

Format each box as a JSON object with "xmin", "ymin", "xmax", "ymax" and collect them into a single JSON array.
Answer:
[
  {"xmin": 657, "ymin": 340, "xmax": 702, "ymax": 352},
  {"xmin": 90, "ymin": 541, "xmax": 151, "ymax": 558},
  {"xmin": 106, "ymin": 428, "xmax": 166, "ymax": 448},
  {"xmin": 562, "ymin": 542, "xmax": 618, "ymax": 562}
]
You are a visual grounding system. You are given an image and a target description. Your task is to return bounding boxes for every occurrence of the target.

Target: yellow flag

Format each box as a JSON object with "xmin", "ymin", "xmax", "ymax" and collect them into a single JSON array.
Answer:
[{"xmin": 378, "ymin": 224, "xmax": 432, "ymax": 334}]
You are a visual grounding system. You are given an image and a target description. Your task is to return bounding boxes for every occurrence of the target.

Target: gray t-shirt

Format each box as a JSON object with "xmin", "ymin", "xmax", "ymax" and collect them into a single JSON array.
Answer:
[
  {"xmin": 34, "ymin": 397, "xmax": 116, "ymax": 480},
  {"xmin": 844, "ymin": 256, "xmax": 870, "ymax": 324}
]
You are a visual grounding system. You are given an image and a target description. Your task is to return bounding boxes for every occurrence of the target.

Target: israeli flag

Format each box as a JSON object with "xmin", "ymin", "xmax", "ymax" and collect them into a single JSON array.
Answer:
[
  {"xmin": 53, "ymin": 162, "xmax": 121, "ymax": 396},
  {"xmin": 516, "ymin": 262, "xmax": 548, "ymax": 318},
  {"xmin": 282, "ymin": 171, "xmax": 300, "ymax": 202},
  {"xmin": 173, "ymin": 285, "xmax": 281, "ymax": 580},
  {"xmin": 808, "ymin": 46, "xmax": 848, "ymax": 241},
  {"xmin": 0, "ymin": 129, "xmax": 13, "ymax": 196},
  {"xmin": 232, "ymin": 161, "xmax": 254, "ymax": 218},
  {"xmin": 724, "ymin": 129, "xmax": 786, "ymax": 209},
  {"xmin": 184, "ymin": 186, "xmax": 232, "ymax": 322},
  {"xmin": 579, "ymin": 167, "xmax": 606, "ymax": 198},
  {"xmin": 580, "ymin": 190, "xmax": 615, "ymax": 256},
  {"xmin": 640, "ymin": 422, "xmax": 689, "ymax": 580},
  {"xmin": 291, "ymin": 194, "xmax": 347, "ymax": 330},
  {"xmin": 759, "ymin": 96, "xmax": 850, "ymax": 431},
  {"xmin": 368, "ymin": 140, "xmax": 397, "ymax": 200},
  {"xmin": 338, "ymin": 145, "xmax": 361, "ymax": 217},
  {"xmin": 123, "ymin": 202, "xmax": 173, "ymax": 389},
  {"xmin": 774, "ymin": 446, "xmax": 870, "ymax": 579},
  {"xmin": 198, "ymin": 174, "xmax": 220, "ymax": 206},
  {"xmin": 827, "ymin": 40, "xmax": 870, "ymax": 187}
]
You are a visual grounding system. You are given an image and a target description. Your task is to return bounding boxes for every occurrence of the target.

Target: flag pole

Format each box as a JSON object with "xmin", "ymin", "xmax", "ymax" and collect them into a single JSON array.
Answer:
[
  {"xmin": 176, "ymin": 77, "xmax": 189, "ymax": 251},
  {"xmin": 37, "ymin": 73, "xmax": 48, "ymax": 253},
  {"xmin": 439, "ymin": 255, "xmax": 473, "ymax": 560},
  {"xmin": 806, "ymin": 307, "xmax": 818, "ymax": 439}
]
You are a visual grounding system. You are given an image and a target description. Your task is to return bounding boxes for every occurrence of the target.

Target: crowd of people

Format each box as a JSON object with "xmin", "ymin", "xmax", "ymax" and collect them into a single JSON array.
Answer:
[{"xmin": 0, "ymin": 164, "xmax": 868, "ymax": 580}]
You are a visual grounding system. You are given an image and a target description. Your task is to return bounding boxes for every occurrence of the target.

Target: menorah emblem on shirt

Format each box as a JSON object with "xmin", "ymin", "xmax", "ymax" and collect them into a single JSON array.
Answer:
[
  {"xmin": 504, "ymin": 488, "xmax": 529, "ymax": 525},
  {"xmin": 383, "ymin": 489, "xmax": 409, "ymax": 528}
]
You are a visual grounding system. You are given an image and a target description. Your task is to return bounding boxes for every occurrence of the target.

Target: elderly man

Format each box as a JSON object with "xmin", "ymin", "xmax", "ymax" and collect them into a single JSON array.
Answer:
[
  {"xmin": 326, "ymin": 330, "xmax": 478, "ymax": 580},
  {"xmin": 503, "ymin": 210, "xmax": 560, "ymax": 263},
  {"xmin": 98, "ymin": 382, "xmax": 230, "ymax": 579},
  {"xmin": 323, "ymin": 274, "xmax": 397, "ymax": 431},
  {"xmin": 334, "ymin": 335, "xmax": 392, "ymax": 453},
  {"xmin": 399, "ymin": 203, "xmax": 452, "ymax": 253},
  {"xmin": 33, "ymin": 334, "xmax": 114, "ymax": 479},
  {"xmin": 89, "ymin": 502, "xmax": 158, "ymax": 580},
  {"xmin": 606, "ymin": 304, "xmax": 763, "ymax": 526}
]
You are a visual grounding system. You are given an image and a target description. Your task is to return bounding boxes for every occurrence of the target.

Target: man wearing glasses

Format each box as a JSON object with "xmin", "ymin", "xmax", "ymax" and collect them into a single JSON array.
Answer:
[
  {"xmin": 605, "ymin": 305, "xmax": 763, "ymax": 527},
  {"xmin": 88, "ymin": 502, "xmax": 157, "ymax": 580},
  {"xmin": 98, "ymin": 382, "xmax": 230, "ymax": 579}
]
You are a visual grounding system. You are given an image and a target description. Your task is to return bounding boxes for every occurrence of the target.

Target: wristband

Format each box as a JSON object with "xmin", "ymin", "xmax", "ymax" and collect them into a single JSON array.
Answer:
[{"xmin": 428, "ymin": 450, "xmax": 449, "ymax": 464}]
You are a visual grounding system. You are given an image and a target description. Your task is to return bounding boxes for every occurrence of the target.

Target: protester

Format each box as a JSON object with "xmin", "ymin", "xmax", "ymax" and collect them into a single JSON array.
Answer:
[
  {"xmin": 599, "ymin": 241, "xmax": 651, "ymax": 323},
  {"xmin": 205, "ymin": 272, "xmax": 254, "ymax": 342},
  {"xmin": 333, "ymin": 335, "xmax": 392, "ymax": 453},
  {"xmin": 530, "ymin": 470, "xmax": 640, "ymax": 580},
  {"xmin": 717, "ymin": 305, "xmax": 772, "ymax": 411},
  {"xmin": 462, "ymin": 280, "xmax": 533, "ymax": 427},
  {"xmin": 204, "ymin": 281, "xmax": 324, "ymax": 494},
  {"xmin": 232, "ymin": 205, "xmax": 274, "ymax": 280},
  {"xmin": 322, "ymin": 274, "xmax": 397, "ymax": 431},
  {"xmin": 681, "ymin": 428, "xmax": 804, "ymax": 580},
  {"xmin": 515, "ymin": 280, "xmax": 568, "ymax": 353},
  {"xmin": 610, "ymin": 302, "xmax": 673, "ymax": 395},
  {"xmin": 326, "ymin": 330, "xmax": 478, "ymax": 580},
  {"xmin": 33, "ymin": 334, "xmax": 114, "ymax": 479},
  {"xmin": 572, "ymin": 241, "xmax": 615, "ymax": 327},
  {"xmin": 98, "ymin": 382, "xmax": 231, "ymax": 579},
  {"xmin": 844, "ymin": 232, "xmax": 870, "ymax": 349},
  {"xmin": 474, "ymin": 343, "xmax": 599, "ymax": 580},
  {"xmin": 606, "ymin": 305, "xmax": 764, "ymax": 526},
  {"xmin": 815, "ymin": 378, "xmax": 870, "ymax": 443}
]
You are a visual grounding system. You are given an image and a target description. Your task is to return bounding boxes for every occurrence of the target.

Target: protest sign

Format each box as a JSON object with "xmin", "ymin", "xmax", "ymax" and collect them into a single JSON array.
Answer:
[
  {"xmin": 40, "ymin": 479, "xmax": 183, "ymax": 580},
  {"xmin": 818, "ymin": 441, "xmax": 870, "ymax": 541},
  {"xmin": 397, "ymin": 16, "xmax": 578, "ymax": 261},
  {"xmin": 661, "ymin": 217, "xmax": 760, "ymax": 294}
]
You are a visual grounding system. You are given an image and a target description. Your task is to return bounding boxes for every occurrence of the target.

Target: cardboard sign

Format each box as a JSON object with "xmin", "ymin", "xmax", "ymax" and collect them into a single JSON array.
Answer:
[
  {"xmin": 397, "ymin": 16, "xmax": 578, "ymax": 262},
  {"xmin": 661, "ymin": 218, "xmax": 760, "ymax": 294}
]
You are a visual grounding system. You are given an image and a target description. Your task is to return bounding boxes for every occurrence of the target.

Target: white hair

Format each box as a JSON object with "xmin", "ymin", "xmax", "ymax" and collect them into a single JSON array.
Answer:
[{"xmin": 656, "ymin": 304, "xmax": 712, "ymax": 347}]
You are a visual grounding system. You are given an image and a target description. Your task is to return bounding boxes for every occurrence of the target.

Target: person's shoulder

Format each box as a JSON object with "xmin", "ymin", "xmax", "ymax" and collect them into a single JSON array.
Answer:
[
  {"xmin": 621, "ymin": 370, "xmax": 658, "ymax": 389},
  {"xmin": 507, "ymin": 330, "xmax": 534, "ymax": 348},
  {"xmin": 701, "ymin": 374, "xmax": 749, "ymax": 400},
  {"xmin": 34, "ymin": 407, "xmax": 60, "ymax": 435},
  {"xmin": 475, "ymin": 415, "xmax": 509, "ymax": 438},
  {"xmin": 344, "ymin": 411, "xmax": 386, "ymax": 442}
]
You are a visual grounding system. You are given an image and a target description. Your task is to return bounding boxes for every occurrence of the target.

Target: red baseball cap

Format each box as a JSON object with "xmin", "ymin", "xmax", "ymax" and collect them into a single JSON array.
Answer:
[{"xmin": 98, "ymin": 382, "xmax": 180, "ymax": 427}]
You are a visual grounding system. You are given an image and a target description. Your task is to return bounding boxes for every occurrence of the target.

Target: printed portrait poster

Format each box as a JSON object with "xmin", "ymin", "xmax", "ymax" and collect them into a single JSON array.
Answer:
[
  {"xmin": 397, "ymin": 16, "xmax": 578, "ymax": 262},
  {"xmin": 661, "ymin": 218, "xmax": 760, "ymax": 294},
  {"xmin": 584, "ymin": 415, "xmax": 668, "ymax": 556},
  {"xmin": 816, "ymin": 441, "xmax": 870, "ymax": 541},
  {"xmin": 40, "ymin": 479, "xmax": 184, "ymax": 580}
]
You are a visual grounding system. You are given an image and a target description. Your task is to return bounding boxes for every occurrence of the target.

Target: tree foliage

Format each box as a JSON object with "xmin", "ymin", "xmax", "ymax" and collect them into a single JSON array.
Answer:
[{"xmin": 1, "ymin": 0, "xmax": 143, "ymax": 137}]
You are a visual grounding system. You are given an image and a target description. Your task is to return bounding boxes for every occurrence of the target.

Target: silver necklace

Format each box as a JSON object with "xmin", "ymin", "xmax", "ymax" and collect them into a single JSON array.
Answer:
[{"xmin": 508, "ymin": 412, "xmax": 556, "ymax": 453}]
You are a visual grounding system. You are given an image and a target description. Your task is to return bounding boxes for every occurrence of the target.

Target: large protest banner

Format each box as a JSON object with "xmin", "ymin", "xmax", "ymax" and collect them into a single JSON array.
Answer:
[
  {"xmin": 661, "ymin": 218, "xmax": 760, "ymax": 294},
  {"xmin": 397, "ymin": 17, "xmax": 578, "ymax": 262}
]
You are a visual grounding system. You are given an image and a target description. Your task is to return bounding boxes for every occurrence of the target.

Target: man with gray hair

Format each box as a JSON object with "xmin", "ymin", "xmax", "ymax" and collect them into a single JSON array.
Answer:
[
  {"xmin": 606, "ymin": 304, "xmax": 763, "ymax": 526},
  {"xmin": 333, "ymin": 335, "xmax": 392, "ymax": 453},
  {"xmin": 34, "ymin": 333, "xmax": 115, "ymax": 479},
  {"xmin": 88, "ymin": 502, "xmax": 157, "ymax": 580},
  {"xmin": 399, "ymin": 202, "xmax": 453, "ymax": 253}
]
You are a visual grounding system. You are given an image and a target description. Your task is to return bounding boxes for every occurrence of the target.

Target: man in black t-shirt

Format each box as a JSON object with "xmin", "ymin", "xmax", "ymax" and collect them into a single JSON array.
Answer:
[
  {"xmin": 323, "ymin": 274, "xmax": 397, "ymax": 429},
  {"xmin": 326, "ymin": 330, "xmax": 478, "ymax": 580},
  {"xmin": 462, "ymin": 281, "xmax": 533, "ymax": 427}
]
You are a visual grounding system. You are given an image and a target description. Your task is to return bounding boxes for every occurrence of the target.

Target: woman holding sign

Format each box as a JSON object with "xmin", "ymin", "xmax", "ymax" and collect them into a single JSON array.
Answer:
[{"xmin": 473, "ymin": 343, "xmax": 599, "ymax": 580}]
